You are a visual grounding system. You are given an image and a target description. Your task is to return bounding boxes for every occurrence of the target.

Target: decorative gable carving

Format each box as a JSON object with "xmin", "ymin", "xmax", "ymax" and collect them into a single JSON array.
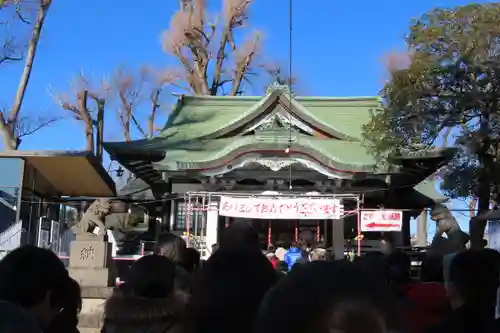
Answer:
[
  {"xmin": 249, "ymin": 111, "xmax": 315, "ymax": 135},
  {"xmin": 257, "ymin": 113, "xmax": 289, "ymax": 131},
  {"xmin": 255, "ymin": 158, "xmax": 297, "ymax": 171}
]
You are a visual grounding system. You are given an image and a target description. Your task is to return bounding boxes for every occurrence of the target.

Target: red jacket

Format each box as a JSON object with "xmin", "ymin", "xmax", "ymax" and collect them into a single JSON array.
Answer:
[
  {"xmin": 269, "ymin": 257, "xmax": 279, "ymax": 269},
  {"xmin": 401, "ymin": 282, "xmax": 451, "ymax": 333}
]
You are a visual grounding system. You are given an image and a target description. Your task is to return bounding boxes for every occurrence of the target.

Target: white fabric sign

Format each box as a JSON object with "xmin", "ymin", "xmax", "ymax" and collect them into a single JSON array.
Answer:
[
  {"xmin": 218, "ymin": 196, "xmax": 343, "ymax": 219},
  {"xmin": 360, "ymin": 210, "xmax": 403, "ymax": 232}
]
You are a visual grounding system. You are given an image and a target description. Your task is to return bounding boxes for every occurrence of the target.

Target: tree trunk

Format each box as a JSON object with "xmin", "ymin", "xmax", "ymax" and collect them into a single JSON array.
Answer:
[
  {"xmin": 0, "ymin": 0, "xmax": 51, "ymax": 150},
  {"xmin": 470, "ymin": 112, "xmax": 492, "ymax": 249},
  {"xmin": 84, "ymin": 121, "xmax": 94, "ymax": 153},
  {"xmin": 95, "ymin": 100, "xmax": 105, "ymax": 163},
  {"xmin": 471, "ymin": 175, "xmax": 490, "ymax": 249}
]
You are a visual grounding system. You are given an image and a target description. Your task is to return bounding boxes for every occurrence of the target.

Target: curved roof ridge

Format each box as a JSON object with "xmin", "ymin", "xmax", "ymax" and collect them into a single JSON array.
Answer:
[{"xmin": 295, "ymin": 96, "xmax": 378, "ymax": 101}]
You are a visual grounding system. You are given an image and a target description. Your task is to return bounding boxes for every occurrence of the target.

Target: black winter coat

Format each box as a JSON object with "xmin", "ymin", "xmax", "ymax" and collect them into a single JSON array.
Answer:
[{"xmin": 101, "ymin": 292, "xmax": 186, "ymax": 333}]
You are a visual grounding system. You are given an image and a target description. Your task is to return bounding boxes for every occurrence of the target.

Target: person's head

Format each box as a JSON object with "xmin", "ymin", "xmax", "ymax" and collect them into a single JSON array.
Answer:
[
  {"xmin": 266, "ymin": 253, "xmax": 277, "ymax": 261},
  {"xmin": 218, "ymin": 222, "xmax": 260, "ymax": 252},
  {"xmin": 182, "ymin": 247, "xmax": 201, "ymax": 274},
  {"xmin": 211, "ymin": 243, "xmax": 218, "ymax": 253},
  {"xmin": 310, "ymin": 249, "xmax": 327, "ymax": 261},
  {"xmin": 290, "ymin": 241, "xmax": 298, "ymax": 249},
  {"xmin": 47, "ymin": 278, "xmax": 81, "ymax": 333},
  {"xmin": 354, "ymin": 255, "xmax": 391, "ymax": 287},
  {"xmin": 267, "ymin": 244, "xmax": 275, "ymax": 253},
  {"xmin": 0, "ymin": 245, "xmax": 69, "ymax": 328},
  {"xmin": 363, "ymin": 251, "xmax": 385, "ymax": 259},
  {"xmin": 291, "ymin": 258, "xmax": 308, "ymax": 271},
  {"xmin": 276, "ymin": 261, "xmax": 288, "ymax": 274},
  {"xmin": 127, "ymin": 255, "xmax": 177, "ymax": 299},
  {"xmin": 387, "ymin": 249, "xmax": 411, "ymax": 285},
  {"xmin": 420, "ymin": 254, "xmax": 444, "ymax": 283},
  {"xmin": 186, "ymin": 248, "xmax": 277, "ymax": 333},
  {"xmin": 104, "ymin": 255, "xmax": 186, "ymax": 331},
  {"xmin": 446, "ymin": 249, "xmax": 500, "ymax": 309},
  {"xmin": 254, "ymin": 261, "xmax": 401, "ymax": 333},
  {"xmin": 154, "ymin": 232, "xmax": 186, "ymax": 264}
]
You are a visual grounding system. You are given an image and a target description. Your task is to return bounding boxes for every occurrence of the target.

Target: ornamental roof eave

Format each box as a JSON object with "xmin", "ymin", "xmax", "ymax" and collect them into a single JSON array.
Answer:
[
  {"xmin": 104, "ymin": 138, "xmax": 171, "ymax": 158},
  {"xmin": 389, "ymin": 147, "xmax": 456, "ymax": 190},
  {"xmin": 391, "ymin": 147, "xmax": 457, "ymax": 161},
  {"xmin": 150, "ymin": 137, "xmax": 381, "ymax": 175},
  {"xmin": 413, "ymin": 177, "xmax": 448, "ymax": 204}
]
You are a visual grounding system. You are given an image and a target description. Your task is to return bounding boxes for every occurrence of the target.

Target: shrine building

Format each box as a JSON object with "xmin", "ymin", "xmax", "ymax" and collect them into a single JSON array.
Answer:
[{"xmin": 104, "ymin": 84, "xmax": 453, "ymax": 258}]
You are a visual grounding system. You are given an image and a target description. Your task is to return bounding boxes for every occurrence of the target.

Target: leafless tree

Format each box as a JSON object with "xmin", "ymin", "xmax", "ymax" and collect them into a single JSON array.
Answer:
[
  {"xmin": 50, "ymin": 73, "xmax": 111, "ymax": 153},
  {"xmin": 0, "ymin": 0, "xmax": 54, "ymax": 150},
  {"xmin": 112, "ymin": 66, "xmax": 178, "ymax": 141},
  {"xmin": 114, "ymin": 67, "xmax": 145, "ymax": 142},
  {"xmin": 161, "ymin": 0, "xmax": 271, "ymax": 96}
]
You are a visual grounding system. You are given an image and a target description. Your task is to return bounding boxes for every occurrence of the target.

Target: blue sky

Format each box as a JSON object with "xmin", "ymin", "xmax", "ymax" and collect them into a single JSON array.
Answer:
[{"xmin": 1, "ymin": 0, "xmax": 490, "ymax": 236}]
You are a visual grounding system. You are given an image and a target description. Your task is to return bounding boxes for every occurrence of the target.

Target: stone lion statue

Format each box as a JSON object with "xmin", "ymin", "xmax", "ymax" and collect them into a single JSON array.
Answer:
[
  {"xmin": 72, "ymin": 199, "xmax": 112, "ymax": 236},
  {"xmin": 429, "ymin": 203, "xmax": 469, "ymax": 254}
]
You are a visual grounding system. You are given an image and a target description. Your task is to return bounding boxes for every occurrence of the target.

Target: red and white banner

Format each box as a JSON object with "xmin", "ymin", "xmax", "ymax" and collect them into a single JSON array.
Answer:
[
  {"xmin": 360, "ymin": 210, "xmax": 403, "ymax": 232},
  {"xmin": 219, "ymin": 196, "xmax": 343, "ymax": 220}
]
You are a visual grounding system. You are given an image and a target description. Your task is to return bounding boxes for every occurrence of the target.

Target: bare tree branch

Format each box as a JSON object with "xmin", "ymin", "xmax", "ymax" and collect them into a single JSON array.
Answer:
[
  {"xmin": 0, "ymin": 35, "xmax": 22, "ymax": 65},
  {"xmin": 113, "ymin": 67, "xmax": 146, "ymax": 141},
  {"xmin": 161, "ymin": 0, "xmax": 269, "ymax": 96},
  {"xmin": 50, "ymin": 85, "xmax": 95, "ymax": 152},
  {"xmin": 14, "ymin": 114, "xmax": 60, "ymax": 138},
  {"xmin": 49, "ymin": 71, "xmax": 110, "ymax": 153}
]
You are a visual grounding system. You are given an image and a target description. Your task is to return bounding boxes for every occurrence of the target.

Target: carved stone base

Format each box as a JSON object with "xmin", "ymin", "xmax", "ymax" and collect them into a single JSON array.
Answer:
[
  {"xmin": 68, "ymin": 238, "xmax": 116, "ymax": 287},
  {"xmin": 69, "ymin": 267, "xmax": 114, "ymax": 287},
  {"xmin": 77, "ymin": 287, "xmax": 114, "ymax": 331}
]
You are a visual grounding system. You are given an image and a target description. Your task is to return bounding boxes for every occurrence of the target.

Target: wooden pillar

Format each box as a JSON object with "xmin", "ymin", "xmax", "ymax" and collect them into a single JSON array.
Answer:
[
  {"xmin": 161, "ymin": 175, "xmax": 172, "ymax": 232},
  {"xmin": 205, "ymin": 202, "xmax": 219, "ymax": 259},
  {"xmin": 332, "ymin": 218, "xmax": 344, "ymax": 259}
]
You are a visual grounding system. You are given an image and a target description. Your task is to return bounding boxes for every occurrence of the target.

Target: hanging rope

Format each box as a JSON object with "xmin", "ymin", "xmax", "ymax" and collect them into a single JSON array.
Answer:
[{"xmin": 288, "ymin": 0, "xmax": 294, "ymax": 192}]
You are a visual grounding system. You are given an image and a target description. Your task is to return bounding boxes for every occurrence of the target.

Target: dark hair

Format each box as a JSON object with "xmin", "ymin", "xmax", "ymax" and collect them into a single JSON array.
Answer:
[
  {"xmin": 0, "ymin": 245, "xmax": 69, "ymax": 308},
  {"xmin": 182, "ymin": 247, "xmax": 201, "ymax": 273},
  {"xmin": 276, "ymin": 261, "xmax": 289, "ymax": 274},
  {"xmin": 47, "ymin": 278, "xmax": 82, "ymax": 333},
  {"xmin": 449, "ymin": 249, "xmax": 500, "ymax": 306},
  {"xmin": 254, "ymin": 261, "xmax": 401, "ymax": 333},
  {"xmin": 290, "ymin": 241, "xmax": 298, "ymax": 248},
  {"xmin": 211, "ymin": 244, "xmax": 218, "ymax": 252},
  {"xmin": 219, "ymin": 222, "xmax": 259, "ymax": 251},
  {"xmin": 354, "ymin": 255, "xmax": 390, "ymax": 286},
  {"xmin": 387, "ymin": 249, "xmax": 411, "ymax": 285},
  {"xmin": 127, "ymin": 255, "xmax": 177, "ymax": 299},
  {"xmin": 420, "ymin": 254, "xmax": 444, "ymax": 283},
  {"xmin": 363, "ymin": 251, "xmax": 385, "ymax": 259},
  {"xmin": 187, "ymin": 249, "xmax": 277, "ymax": 333},
  {"xmin": 154, "ymin": 233, "xmax": 186, "ymax": 264}
]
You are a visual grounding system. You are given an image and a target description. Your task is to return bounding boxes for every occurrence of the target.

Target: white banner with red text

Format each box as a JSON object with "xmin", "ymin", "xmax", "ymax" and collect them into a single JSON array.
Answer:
[
  {"xmin": 360, "ymin": 210, "xmax": 403, "ymax": 232},
  {"xmin": 218, "ymin": 196, "xmax": 344, "ymax": 220}
]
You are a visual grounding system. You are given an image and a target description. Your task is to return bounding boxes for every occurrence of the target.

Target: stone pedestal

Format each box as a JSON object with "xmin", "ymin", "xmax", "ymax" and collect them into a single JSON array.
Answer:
[
  {"xmin": 69, "ymin": 234, "xmax": 116, "ymax": 333},
  {"xmin": 68, "ymin": 234, "xmax": 116, "ymax": 287}
]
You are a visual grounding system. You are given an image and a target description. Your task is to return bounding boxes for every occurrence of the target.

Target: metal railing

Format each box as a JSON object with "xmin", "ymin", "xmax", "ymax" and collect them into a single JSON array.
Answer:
[{"xmin": 0, "ymin": 221, "xmax": 24, "ymax": 260}]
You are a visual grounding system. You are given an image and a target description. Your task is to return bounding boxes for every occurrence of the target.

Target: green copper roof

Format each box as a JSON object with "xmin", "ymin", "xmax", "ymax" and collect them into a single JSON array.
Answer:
[{"xmin": 159, "ymin": 89, "xmax": 379, "ymax": 142}]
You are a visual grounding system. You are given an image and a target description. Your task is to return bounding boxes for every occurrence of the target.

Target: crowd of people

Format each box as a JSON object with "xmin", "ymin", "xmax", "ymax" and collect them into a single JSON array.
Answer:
[{"xmin": 1, "ymin": 221, "xmax": 500, "ymax": 333}]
